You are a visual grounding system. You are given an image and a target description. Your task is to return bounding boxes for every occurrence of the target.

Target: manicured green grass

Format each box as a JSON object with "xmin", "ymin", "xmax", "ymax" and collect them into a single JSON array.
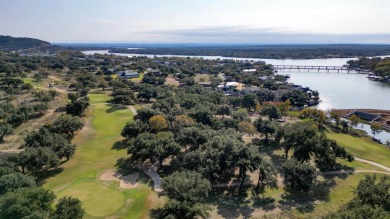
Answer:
[
  {"xmin": 290, "ymin": 173, "xmax": 386, "ymax": 218},
  {"xmin": 44, "ymin": 93, "xmax": 155, "ymax": 218},
  {"xmin": 327, "ymin": 131, "xmax": 390, "ymax": 167},
  {"xmin": 58, "ymin": 182, "xmax": 124, "ymax": 217}
]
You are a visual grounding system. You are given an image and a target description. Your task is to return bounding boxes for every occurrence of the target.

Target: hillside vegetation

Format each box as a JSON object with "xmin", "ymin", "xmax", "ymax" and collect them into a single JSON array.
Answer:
[{"xmin": 0, "ymin": 35, "xmax": 51, "ymax": 50}]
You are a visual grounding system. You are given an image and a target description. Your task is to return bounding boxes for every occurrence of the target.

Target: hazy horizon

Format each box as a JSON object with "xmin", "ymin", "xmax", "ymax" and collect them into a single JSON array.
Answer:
[{"xmin": 1, "ymin": 0, "xmax": 390, "ymax": 44}]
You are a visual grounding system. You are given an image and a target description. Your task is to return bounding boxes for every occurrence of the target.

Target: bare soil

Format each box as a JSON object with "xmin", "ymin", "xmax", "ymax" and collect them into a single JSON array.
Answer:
[
  {"xmin": 99, "ymin": 170, "xmax": 139, "ymax": 189},
  {"xmin": 164, "ymin": 75, "xmax": 180, "ymax": 86}
]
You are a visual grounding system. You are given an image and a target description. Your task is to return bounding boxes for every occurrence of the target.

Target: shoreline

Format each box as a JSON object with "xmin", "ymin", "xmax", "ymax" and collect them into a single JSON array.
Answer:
[{"xmin": 333, "ymin": 109, "xmax": 390, "ymax": 131}]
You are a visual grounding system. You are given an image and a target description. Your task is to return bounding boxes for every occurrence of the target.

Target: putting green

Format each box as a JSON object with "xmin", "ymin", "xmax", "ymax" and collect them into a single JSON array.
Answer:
[{"xmin": 58, "ymin": 182, "xmax": 124, "ymax": 217}]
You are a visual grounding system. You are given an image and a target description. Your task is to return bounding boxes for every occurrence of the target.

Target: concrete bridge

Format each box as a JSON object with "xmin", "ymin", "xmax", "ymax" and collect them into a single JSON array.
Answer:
[{"xmin": 273, "ymin": 65, "xmax": 355, "ymax": 73}]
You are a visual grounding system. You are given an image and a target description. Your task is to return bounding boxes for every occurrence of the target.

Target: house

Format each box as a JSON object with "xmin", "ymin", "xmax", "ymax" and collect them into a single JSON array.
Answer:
[
  {"xmin": 117, "ymin": 70, "xmax": 139, "ymax": 79},
  {"xmin": 147, "ymin": 68, "xmax": 162, "ymax": 76},
  {"xmin": 242, "ymin": 69, "xmax": 257, "ymax": 73},
  {"xmin": 198, "ymin": 81, "xmax": 212, "ymax": 88},
  {"xmin": 217, "ymin": 82, "xmax": 244, "ymax": 95},
  {"xmin": 241, "ymin": 86, "xmax": 260, "ymax": 94},
  {"xmin": 106, "ymin": 68, "xmax": 115, "ymax": 74},
  {"xmin": 121, "ymin": 62, "xmax": 133, "ymax": 67},
  {"xmin": 257, "ymin": 76, "xmax": 275, "ymax": 81}
]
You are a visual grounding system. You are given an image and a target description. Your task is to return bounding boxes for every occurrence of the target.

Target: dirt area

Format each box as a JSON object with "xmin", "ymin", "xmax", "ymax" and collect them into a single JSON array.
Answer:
[
  {"xmin": 99, "ymin": 170, "xmax": 139, "ymax": 189},
  {"xmin": 0, "ymin": 89, "xmax": 68, "ymax": 150},
  {"xmin": 164, "ymin": 75, "xmax": 180, "ymax": 86},
  {"xmin": 194, "ymin": 73, "xmax": 211, "ymax": 82}
]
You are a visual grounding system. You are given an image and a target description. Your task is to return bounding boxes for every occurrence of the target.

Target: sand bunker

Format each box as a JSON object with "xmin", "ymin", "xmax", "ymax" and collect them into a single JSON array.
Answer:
[{"xmin": 99, "ymin": 170, "xmax": 139, "ymax": 189}]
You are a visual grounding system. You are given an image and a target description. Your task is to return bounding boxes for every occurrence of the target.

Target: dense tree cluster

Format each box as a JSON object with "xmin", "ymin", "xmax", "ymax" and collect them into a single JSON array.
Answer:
[
  {"xmin": 347, "ymin": 57, "xmax": 390, "ymax": 82},
  {"xmin": 65, "ymin": 92, "xmax": 90, "ymax": 116},
  {"xmin": 116, "ymin": 78, "xmax": 353, "ymax": 217},
  {"xmin": 0, "ymin": 158, "xmax": 84, "ymax": 219},
  {"xmin": 109, "ymin": 44, "xmax": 390, "ymax": 59},
  {"xmin": 18, "ymin": 115, "xmax": 83, "ymax": 175}
]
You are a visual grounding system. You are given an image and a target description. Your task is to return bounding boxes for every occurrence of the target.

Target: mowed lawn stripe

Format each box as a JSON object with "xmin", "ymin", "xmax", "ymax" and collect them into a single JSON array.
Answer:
[{"xmin": 44, "ymin": 94, "xmax": 153, "ymax": 218}]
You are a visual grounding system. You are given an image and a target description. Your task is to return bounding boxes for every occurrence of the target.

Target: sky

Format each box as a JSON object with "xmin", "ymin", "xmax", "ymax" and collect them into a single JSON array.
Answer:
[{"xmin": 1, "ymin": 0, "xmax": 390, "ymax": 44}]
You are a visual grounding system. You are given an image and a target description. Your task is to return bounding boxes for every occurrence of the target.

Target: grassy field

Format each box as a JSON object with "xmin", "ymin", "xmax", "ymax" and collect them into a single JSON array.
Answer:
[
  {"xmin": 130, "ymin": 73, "xmax": 144, "ymax": 82},
  {"xmin": 208, "ymin": 172, "xmax": 387, "ymax": 218},
  {"xmin": 44, "ymin": 93, "xmax": 159, "ymax": 218},
  {"xmin": 327, "ymin": 131, "xmax": 390, "ymax": 167}
]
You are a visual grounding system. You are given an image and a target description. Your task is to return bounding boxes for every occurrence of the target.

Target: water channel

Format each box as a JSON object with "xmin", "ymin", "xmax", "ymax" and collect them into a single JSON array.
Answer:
[{"xmin": 83, "ymin": 50, "xmax": 390, "ymax": 142}]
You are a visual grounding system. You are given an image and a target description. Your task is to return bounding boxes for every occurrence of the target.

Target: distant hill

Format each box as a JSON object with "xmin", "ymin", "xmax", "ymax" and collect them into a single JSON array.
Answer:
[{"xmin": 0, "ymin": 35, "xmax": 51, "ymax": 50}]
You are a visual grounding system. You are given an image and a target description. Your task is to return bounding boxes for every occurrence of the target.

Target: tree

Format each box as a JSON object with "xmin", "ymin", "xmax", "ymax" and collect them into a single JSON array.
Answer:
[
  {"xmin": 354, "ymin": 175, "xmax": 390, "ymax": 211},
  {"xmin": 340, "ymin": 120, "xmax": 350, "ymax": 132},
  {"xmin": 281, "ymin": 123, "xmax": 317, "ymax": 159},
  {"xmin": 49, "ymin": 115, "xmax": 83, "ymax": 138},
  {"xmin": 97, "ymin": 79, "xmax": 109, "ymax": 91},
  {"xmin": 135, "ymin": 107, "xmax": 160, "ymax": 123},
  {"xmin": 0, "ymin": 123, "xmax": 13, "ymax": 142},
  {"xmin": 19, "ymin": 147, "xmax": 60, "ymax": 175},
  {"xmin": 277, "ymin": 99, "xmax": 291, "ymax": 118},
  {"xmin": 25, "ymin": 127, "xmax": 76, "ymax": 160},
  {"xmin": 324, "ymin": 175, "xmax": 390, "ymax": 218},
  {"xmin": 176, "ymin": 127, "xmax": 211, "ymax": 151},
  {"xmin": 121, "ymin": 120, "xmax": 148, "ymax": 139},
  {"xmin": 111, "ymin": 89, "xmax": 137, "ymax": 105},
  {"xmin": 280, "ymin": 89, "xmax": 310, "ymax": 107},
  {"xmin": 160, "ymin": 171, "xmax": 212, "ymax": 219},
  {"xmin": 257, "ymin": 88, "xmax": 275, "ymax": 103},
  {"xmin": 349, "ymin": 114, "xmax": 361, "ymax": 128},
  {"xmin": 137, "ymin": 85, "xmax": 157, "ymax": 102},
  {"xmin": 148, "ymin": 115, "xmax": 168, "ymax": 133},
  {"xmin": 242, "ymin": 93, "xmax": 258, "ymax": 111},
  {"xmin": 228, "ymin": 96, "xmax": 242, "ymax": 108},
  {"xmin": 52, "ymin": 196, "xmax": 85, "ymax": 219},
  {"xmin": 231, "ymin": 109, "xmax": 249, "ymax": 121},
  {"xmin": 255, "ymin": 158, "xmax": 278, "ymax": 192},
  {"xmin": 66, "ymin": 96, "xmax": 90, "ymax": 116},
  {"xmin": 260, "ymin": 105, "xmax": 281, "ymax": 121},
  {"xmin": 172, "ymin": 115, "xmax": 194, "ymax": 131},
  {"xmin": 0, "ymin": 172, "xmax": 36, "ymax": 195},
  {"xmin": 237, "ymin": 121, "xmax": 257, "ymax": 136},
  {"xmin": 128, "ymin": 132, "xmax": 180, "ymax": 167},
  {"xmin": 161, "ymin": 171, "xmax": 211, "ymax": 203},
  {"xmin": 189, "ymin": 108, "xmax": 214, "ymax": 126},
  {"xmin": 299, "ymin": 108, "xmax": 326, "ymax": 128},
  {"xmin": 159, "ymin": 199, "xmax": 211, "ymax": 219},
  {"xmin": 216, "ymin": 105, "xmax": 231, "ymax": 117},
  {"xmin": 0, "ymin": 187, "xmax": 55, "ymax": 219},
  {"xmin": 371, "ymin": 123, "xmax": 383, "ymax": 138},
  {"xmin": 178, "ymin": 132, "xmax": 241, "ymax": 183},
  {"xmin": 0, "ymin": 102, "xmax": 15, "ymax": 123},
  {"xmin": 67, "ymin": 92, "xmax": 80, "ymax": 102},
  {"xmin": 314, "ymin": 136, "xmax": 354, "ymax": 171},
  {"xmin": 282, "ymin": 158, "xmax": 316, "ymax": 191},
  {"xmin": 330, "ymin": 110, "xmax": 341, "ymax": 128},
  {"xmin": 254, "ymin": 118, "xmax": 276, "ymax": 143},
  {"xmin": 232, "ymin": 144, "xmax": 261, "ymax": 191}
]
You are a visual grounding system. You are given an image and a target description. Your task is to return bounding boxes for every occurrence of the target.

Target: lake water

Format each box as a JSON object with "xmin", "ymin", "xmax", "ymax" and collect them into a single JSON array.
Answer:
[{"xmin": 84, "ymin": 50, "xmax": 390, "ymax": 142}]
